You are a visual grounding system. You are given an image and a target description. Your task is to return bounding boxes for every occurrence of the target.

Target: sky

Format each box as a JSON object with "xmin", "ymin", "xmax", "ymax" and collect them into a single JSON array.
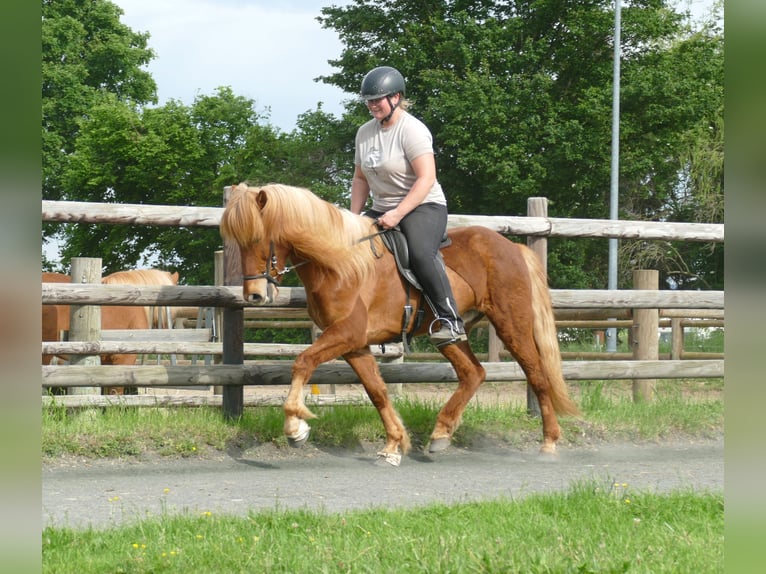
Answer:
[{"xmin": 115, "ymin": 0, "xmax": 353, "ymax": 132}]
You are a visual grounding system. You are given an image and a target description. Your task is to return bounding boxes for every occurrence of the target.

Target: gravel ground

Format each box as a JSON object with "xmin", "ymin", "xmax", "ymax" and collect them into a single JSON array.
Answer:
[{"xmin": 42, "ymin": 435, "xmax": 723, "ymax": 531}]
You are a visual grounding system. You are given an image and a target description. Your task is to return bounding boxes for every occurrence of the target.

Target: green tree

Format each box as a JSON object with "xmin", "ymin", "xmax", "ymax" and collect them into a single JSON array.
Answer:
[
  {"xmin": 239, "ymin": 106, "xmax": 356, "ymax": 204},
  {"xmin": 55, "ymin": 80, "xmax": 354, "ymax": 285},
  {"xmin": 318, "ymin": 0, "xmax": 723, "ymax": 290},
  {"xmin": 42, "ymin": 0, "xmax": 157, "ymax": 271},
  {"xmin": 42, "ymin": 0, "xmax": 156, "ymax": 202},
  {"xmin": 58, "ymin": 88, "xmax": 269, "ymax": 285}
]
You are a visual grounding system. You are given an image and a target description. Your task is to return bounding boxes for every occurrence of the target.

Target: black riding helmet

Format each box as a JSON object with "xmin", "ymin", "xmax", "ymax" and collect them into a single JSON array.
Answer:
[
  {"xmin": 360, "ymin": 66, "xmax": 406, "ymax": 124},
  {"xmin": 360, "ymin": 66, "xmax": 406, "ymax": 100}
]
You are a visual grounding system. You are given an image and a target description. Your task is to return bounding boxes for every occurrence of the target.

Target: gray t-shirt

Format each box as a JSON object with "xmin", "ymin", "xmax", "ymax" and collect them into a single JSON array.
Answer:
[{"xmin": 354, "ymin": 111, "xmax": 446, "ymax": 212}]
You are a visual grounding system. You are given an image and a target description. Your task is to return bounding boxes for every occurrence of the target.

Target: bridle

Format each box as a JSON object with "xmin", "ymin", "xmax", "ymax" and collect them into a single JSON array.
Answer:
[{"xmin": 242, "ymin": 241, "xmax": 307, "ymax": 286}]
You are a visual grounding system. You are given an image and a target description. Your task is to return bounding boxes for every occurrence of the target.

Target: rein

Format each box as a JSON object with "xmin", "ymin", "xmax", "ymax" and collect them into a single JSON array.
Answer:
[
  {"xmin": 242, "ymin": 241, "xmax": 307, "ymax": 284},
  {"xmin": 356, "ymin": 226, "xmax": 390, "ymax": 259}
]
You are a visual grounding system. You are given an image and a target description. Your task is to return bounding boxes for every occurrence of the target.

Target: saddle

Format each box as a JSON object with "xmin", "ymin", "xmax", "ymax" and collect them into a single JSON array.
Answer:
[{"xmin": 379, "ymin": 227, "xmax": 452, "ymax": 352}]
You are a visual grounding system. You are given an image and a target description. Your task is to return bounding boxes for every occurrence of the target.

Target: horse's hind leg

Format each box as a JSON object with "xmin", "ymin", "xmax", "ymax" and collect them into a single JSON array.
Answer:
[
  {"xmin": 490, "ymin": 317, "xmax": 562, "ymax": 458},
  {"xmin": 344, "ymin": 349, "xmax": 410, "ymax": 465},
  {"xmin": 428, "ymin": 342, "xmax": 486, "ymax": 452}
]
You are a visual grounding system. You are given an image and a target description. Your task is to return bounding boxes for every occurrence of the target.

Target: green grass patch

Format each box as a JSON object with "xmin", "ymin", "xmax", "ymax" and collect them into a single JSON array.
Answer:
[
  {"xmin": 42, "ymin": 483, "xmax": 723, "ymax": 573},
  {"xmin": 42, "ymin": 380, "xmax": 723, "ymax": 460},
  {"xmin": 567, "ymin": 380, "xmax": 723, "ymax": 442}
]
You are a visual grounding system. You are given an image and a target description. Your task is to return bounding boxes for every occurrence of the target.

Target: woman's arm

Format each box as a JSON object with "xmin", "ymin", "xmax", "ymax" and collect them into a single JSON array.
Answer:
[{"xmin": 350, "ymin": 165, "xmax": 371, "ymax": 215}]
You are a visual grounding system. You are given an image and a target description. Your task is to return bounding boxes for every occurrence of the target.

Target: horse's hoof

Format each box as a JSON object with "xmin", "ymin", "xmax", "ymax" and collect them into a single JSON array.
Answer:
[
  {"xmin": 428, "ymin": 437, "xmax": 451, "ymax": 453},
  {"xmin": 375, "ymin": 451, "xmax": 402, "ymax": 467},
  {"xmin": 286, "ymin": 420, "xmax": 311, "ymax": 448}
]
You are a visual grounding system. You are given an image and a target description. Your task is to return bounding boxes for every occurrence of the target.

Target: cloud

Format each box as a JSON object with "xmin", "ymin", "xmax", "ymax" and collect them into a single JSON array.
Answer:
[{"xmin": 116, "ymin": 0, "xmax": 351, "ymax": 131}]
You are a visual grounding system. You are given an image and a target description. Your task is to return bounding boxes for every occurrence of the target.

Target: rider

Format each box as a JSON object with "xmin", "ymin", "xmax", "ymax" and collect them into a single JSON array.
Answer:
[{"xmin": 350, "ymin": 65, "xmax": 467, "ymax": 348}]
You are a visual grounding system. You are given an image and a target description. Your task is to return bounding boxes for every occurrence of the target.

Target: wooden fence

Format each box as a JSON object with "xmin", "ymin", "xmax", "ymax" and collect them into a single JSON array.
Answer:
[{"xmin": 42, "ymin": 196, "xmax": 724, "ymax": 416}]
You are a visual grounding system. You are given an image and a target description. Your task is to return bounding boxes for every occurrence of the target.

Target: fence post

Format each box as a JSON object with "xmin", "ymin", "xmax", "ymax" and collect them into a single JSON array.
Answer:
[
  {"xmin": 222, "ymin": 187, "xmax": 244, "ymax": 419},
  {"xmin": 671, "ymin": 317, "xmax": 684, "ymax": 360},
  {"xmin": 525, "ymin": 197, "xmax": 549, "ymax": 417},
  {"xmin": 632, "ymin": 269, "xmax": 658, "ymax": 402},
  {"xmin": 213, "ymin": 250, "xmax": 224, "ymax": 395},
  {"xmin": 68, "ymin": 257, "xmax": 101, "ymax": 395}
]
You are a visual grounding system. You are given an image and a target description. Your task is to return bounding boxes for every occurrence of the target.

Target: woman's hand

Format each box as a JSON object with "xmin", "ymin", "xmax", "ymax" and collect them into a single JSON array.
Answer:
[{"xmin": 376, "ymin": 209, "xmax": 404, "ymax": 229}]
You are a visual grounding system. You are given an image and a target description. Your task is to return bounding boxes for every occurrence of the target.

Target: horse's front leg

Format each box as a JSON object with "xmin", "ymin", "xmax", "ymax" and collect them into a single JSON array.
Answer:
[
  {"xmin": 283, "ymin": 319, "xmax": 365, "ymax": 447},
  {"xmin": 282, "ymin": 354, "xmax": 316, "ymax": 447},
  {"xmin": 344, "ymin": 349, "xmax": 411, "ymax": 466}
]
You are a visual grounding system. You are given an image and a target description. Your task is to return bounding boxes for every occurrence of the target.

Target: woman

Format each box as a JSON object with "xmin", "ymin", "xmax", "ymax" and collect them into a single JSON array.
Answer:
[{"xmin": 350, "ymin": 65, "xmax": 467, "ymax": 348}]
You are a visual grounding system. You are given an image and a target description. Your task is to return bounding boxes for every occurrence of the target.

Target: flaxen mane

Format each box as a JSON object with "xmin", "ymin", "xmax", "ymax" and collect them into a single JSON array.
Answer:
[{"xmin": 221, "ymin": 183, "xmax": 381, "ymax": 286}]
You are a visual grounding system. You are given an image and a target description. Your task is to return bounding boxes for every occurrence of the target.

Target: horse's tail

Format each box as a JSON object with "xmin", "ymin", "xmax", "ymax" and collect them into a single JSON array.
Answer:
[{"xmin": 523, "ymin": 248, "xmax": 581, "ymax": 417}]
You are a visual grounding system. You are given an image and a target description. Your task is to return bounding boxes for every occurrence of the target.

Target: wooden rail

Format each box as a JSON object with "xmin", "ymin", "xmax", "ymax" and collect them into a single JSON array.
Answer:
[
  {"xmin": 43, "ymin": 359, "xmax": 724, "ymax": 389},
  {"xmin": 42, "ymin": 283, "xmax": 723, "ymax": 309},
  {"xmin": 42, "ymin": 200, "xmax": 724, "ymax": 242}
]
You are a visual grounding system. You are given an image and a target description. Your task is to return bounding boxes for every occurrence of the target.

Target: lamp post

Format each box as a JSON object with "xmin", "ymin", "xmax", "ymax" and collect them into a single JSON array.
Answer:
[{"xmin": 607, "ymin": 0, "xmax": 622, "ymax": 353}]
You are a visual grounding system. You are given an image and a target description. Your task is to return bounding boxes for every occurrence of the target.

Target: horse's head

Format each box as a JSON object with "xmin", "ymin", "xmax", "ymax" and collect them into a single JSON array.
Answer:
[
  {"xmin": 222, "ymin": 182, "xmax": 378, "ymax": 303},
  {"xmin": 221, "ymin": 183, "xmax": 287, "ymax": 305},
  {"xmin": 238, "ymin": 239, "xmax": 293, "ymax": 305}
]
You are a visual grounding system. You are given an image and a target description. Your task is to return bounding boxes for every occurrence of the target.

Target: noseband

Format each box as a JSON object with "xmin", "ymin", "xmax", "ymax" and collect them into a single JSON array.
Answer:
[{"xmin": 242, "ymin": 241, "xmax": 306, "ymax": 285}]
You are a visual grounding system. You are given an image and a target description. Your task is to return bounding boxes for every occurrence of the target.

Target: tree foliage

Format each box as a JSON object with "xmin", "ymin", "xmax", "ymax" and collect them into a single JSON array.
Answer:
[
  {"xmin": 318, "ymin": 0, "xmax": 723, "ymax": 289},
  {"xmin": 55, "ymin": 84, "xmax": 354, "ymax": 284},
  {"xmin": 42, "ymin": 0, "xmax": 156, "ymax": 201}
]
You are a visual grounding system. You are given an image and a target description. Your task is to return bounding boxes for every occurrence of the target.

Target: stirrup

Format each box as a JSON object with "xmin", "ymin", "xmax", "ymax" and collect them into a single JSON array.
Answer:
[{"xmin": 429, "ymin": 318, "xmax": 467, "ymax": 348}]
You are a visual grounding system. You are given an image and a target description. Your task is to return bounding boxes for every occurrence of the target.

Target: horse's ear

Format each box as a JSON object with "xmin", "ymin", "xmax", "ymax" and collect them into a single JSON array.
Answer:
[{"xmin": 256, "ymin": 189, "xmax": 268, "ymax": 211}]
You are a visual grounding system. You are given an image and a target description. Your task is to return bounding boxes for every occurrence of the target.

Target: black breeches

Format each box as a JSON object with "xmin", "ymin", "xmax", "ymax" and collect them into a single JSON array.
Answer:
[{"xmin": 368, "ymin": 203, "xmax": 463, "ymax": 327}]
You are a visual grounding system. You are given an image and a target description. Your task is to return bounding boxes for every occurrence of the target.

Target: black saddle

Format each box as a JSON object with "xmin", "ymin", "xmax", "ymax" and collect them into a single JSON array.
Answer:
[{"xmin": 379, "ymin": 227, "xmax": 452, "ymax": 292}]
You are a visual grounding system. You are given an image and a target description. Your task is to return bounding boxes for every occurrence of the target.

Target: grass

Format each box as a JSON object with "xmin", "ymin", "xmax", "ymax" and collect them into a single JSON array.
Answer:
[
  {"xmin": 42, "ymin": 379, "xmax": 723, "ymax": 459},
  {"xmin": 42, "ymin": 483, "xmax": 723, "ymax": 573}
]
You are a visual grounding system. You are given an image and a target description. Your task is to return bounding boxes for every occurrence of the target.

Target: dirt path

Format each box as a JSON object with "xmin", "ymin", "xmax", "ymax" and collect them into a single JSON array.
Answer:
[{"xmin": 42, "ymin": 435, "xmax": 723, "ymax": 530}]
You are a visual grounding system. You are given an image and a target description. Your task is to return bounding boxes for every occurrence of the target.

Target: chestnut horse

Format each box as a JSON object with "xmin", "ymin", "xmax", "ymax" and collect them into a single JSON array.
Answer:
[
  {"xmin": 42, "ymin": 268, "xmax": 179, "ymax": 367},
  {"xmin": 220, "ymin": 183, "xmax": 579, "ymax": 466}
]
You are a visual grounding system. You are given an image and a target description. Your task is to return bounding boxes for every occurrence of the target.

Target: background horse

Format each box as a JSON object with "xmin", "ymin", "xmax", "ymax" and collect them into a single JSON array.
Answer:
[
  {"xmin": 42, "ymin": 269, "xmax": 179, "ymax": 394},
  {"xmin": 221, "ymin": 183, "xmax": 579, "ymax": 466},
  {"xmin": 101, "ymin": 269, "xmax": 180, "ymax": 365}
]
